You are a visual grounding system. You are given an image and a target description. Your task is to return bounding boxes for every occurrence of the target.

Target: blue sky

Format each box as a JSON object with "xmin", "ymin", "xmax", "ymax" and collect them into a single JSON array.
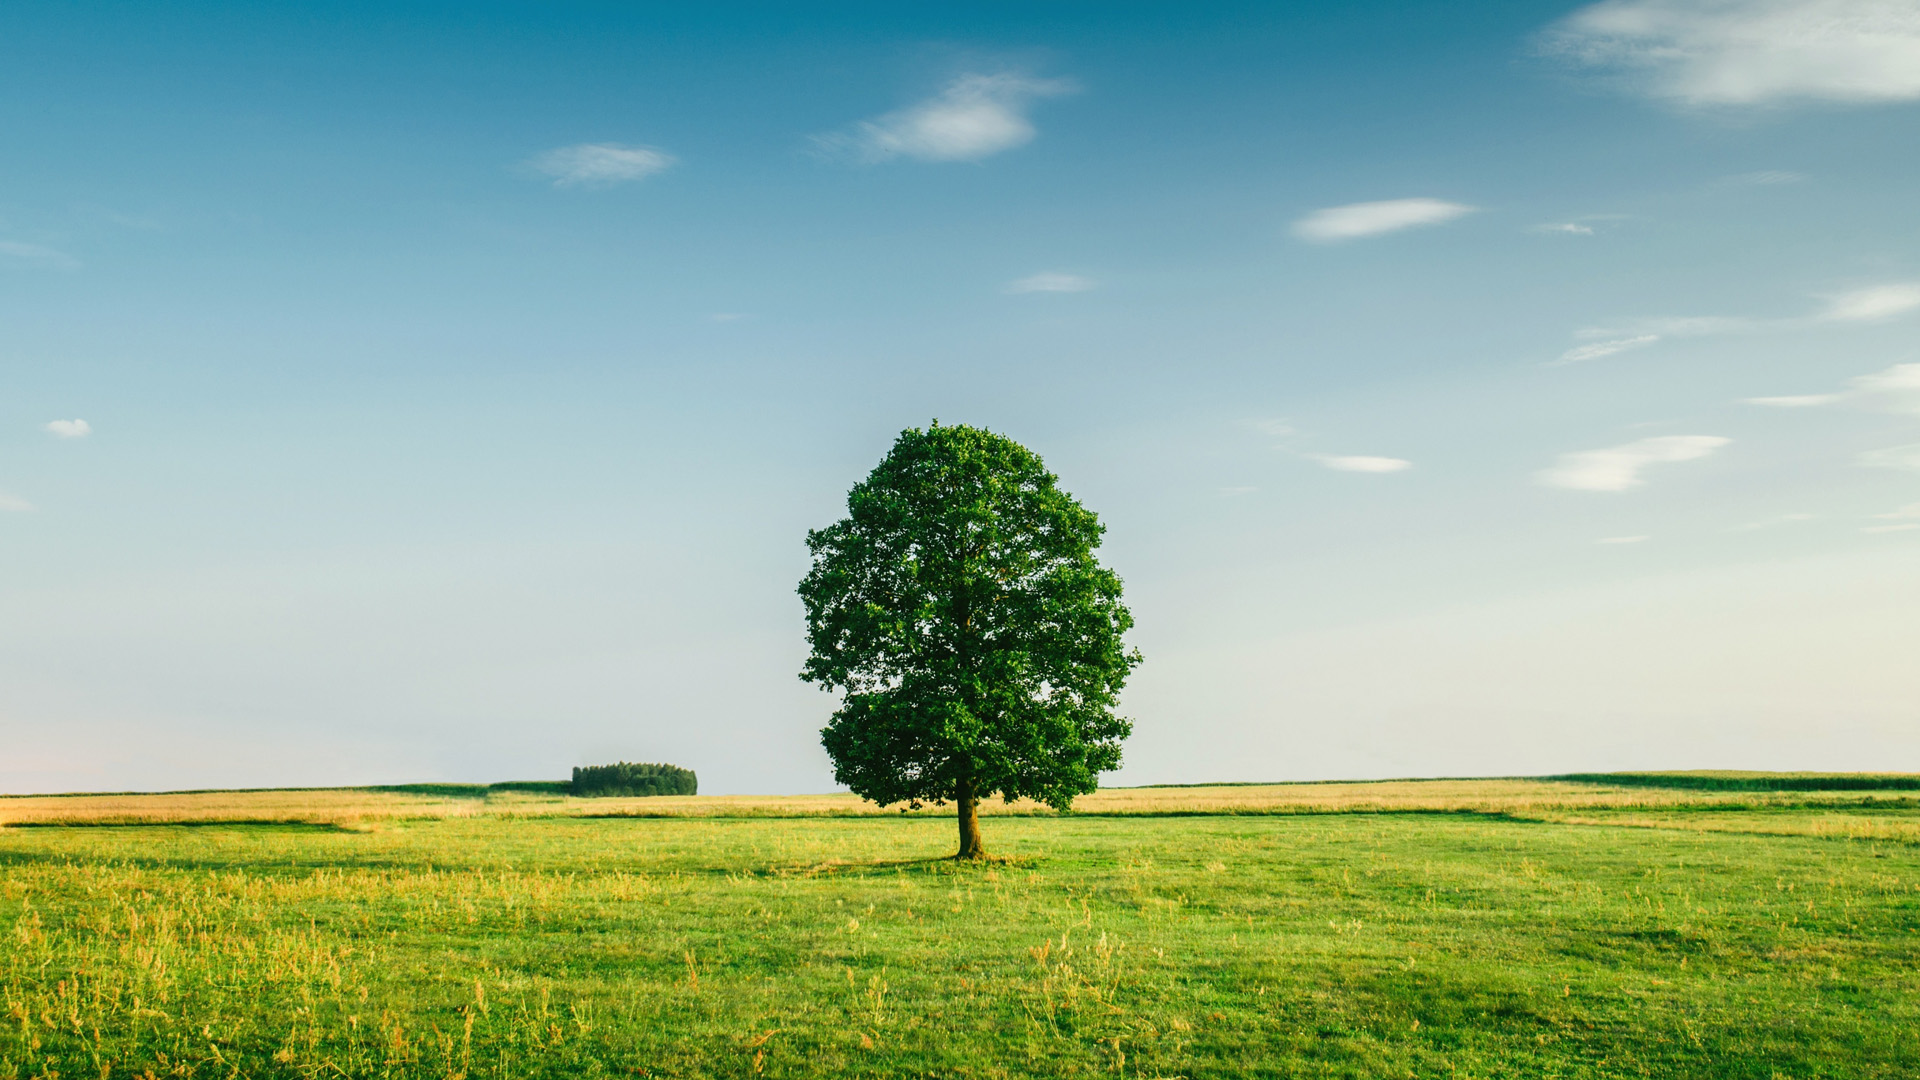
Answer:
[{"xmin": 4, "ymin": 0, "xmax": 1919, "ymax": 793}]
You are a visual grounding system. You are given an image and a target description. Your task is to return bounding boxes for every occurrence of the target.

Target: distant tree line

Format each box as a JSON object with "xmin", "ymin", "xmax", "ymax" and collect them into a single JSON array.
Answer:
[
  {"xmin": 571, "ymin": 762, "xmax": 697, "ymax": 797},
  {"xmin": 1556, "ymin": 772, "xmax": 1920, "ymax": 792}
]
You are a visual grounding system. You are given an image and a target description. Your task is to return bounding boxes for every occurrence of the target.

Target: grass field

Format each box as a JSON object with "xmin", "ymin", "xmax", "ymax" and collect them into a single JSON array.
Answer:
[
  {"xmin": 3, "ymin": 778, "xmax": 1917, "ymax": 1078},
  {"xmin": 8, "ymin": 774, "xmax": 1920, "ymax": 827}
]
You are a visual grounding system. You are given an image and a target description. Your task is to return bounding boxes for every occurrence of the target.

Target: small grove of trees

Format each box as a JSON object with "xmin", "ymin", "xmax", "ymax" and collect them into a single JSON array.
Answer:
[{"xmin": 571, "ymin": 762, "xmax": 697, "ymax": 797}]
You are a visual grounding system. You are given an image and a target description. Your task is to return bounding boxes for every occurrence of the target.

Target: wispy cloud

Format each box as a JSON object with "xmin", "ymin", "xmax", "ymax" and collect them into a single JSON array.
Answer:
[
  {"xmin": 1005, "ymin": 272, "xmax": 1095, "ymax": 294},
  {"xmin": 1846, "ymin": 363, "xmax": 1920, "ymax": 413},
  {"xmin": 1537, "ymin": 435, "xmax": 1730, "ymax": 491},
  {"xmin": 1597, "ymin": 534, "xmax": 1650, "ymax": 544},
  {"xmin": 820, "ymin": 73, "xmax": 1075, "ymax": 163},
  {"xmin": 1554, "ymin": 334, "xmax": 1660, "ymax": 365},
  {"xmin": 1541, "ymin": 0, "xmax": 1920, "ymax": 107},
  {"xmin": 1313, "ymin": 454, "xmax": 1412, "ymax": 473},
  {"xmin": 1252, "ymin": 420, "xmax": 1407, "ymax": 473},
  {"xmin": 45, "ymin": 419, "xmax": 91, "ymax": 439},
  {"xmin": 530, "ymin": 143, "xmax": 676, "ymax": 188},
  {"xmin": 1728, "ymin": 170, "xmax": 1806, "ymax": 185},
  {"xmin": 1742, "ymin": 393, "xmax": 1844, "ymax": 407},
  {"xmin": 1819, "ymin": 283, "xmax": 1920, "ymax": 322},
  {"xmin": 1533, "ymin": 213, "xmax": 1633, "ymax": 236},
  {"xmin": 1856, "ymin": 444, "xmax": 1920, "ymax": 471},
  {"xmin": 0, "ymin": 492, "xmax": 33, "ymax": 513},
  {"xmin": 1865, "ymin": 507, "xmax": 1920, "ymax": 532},
  {"xmin": 0, "ymin": 240, "xmax": 80, "ymax": 269},
  {"xmin": 1293, "ymin": 198, "xmax": 1476, "ymax": 242},
  {"xmin": 1743, "ymin": 362, "xmax": 1920, "ymax": 415},
  {"xmin": 1559, "ymin": 283, "xmax": 1920, "ymax": 365}
]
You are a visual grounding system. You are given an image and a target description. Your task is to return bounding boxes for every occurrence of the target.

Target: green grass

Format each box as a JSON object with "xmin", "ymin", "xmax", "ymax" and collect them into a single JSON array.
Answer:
[
  {"xmin": 3, "ymin": 804, "xmax": 1918, "ymax": 1078},
  {"xmin": 1552, "ymin": 771, "xmax": 1920, "ymax": 792}
]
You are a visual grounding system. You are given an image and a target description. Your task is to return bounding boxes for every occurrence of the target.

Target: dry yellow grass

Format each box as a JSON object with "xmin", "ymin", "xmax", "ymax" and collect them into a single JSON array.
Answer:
[
  {"xmin": 3, "ymin": 778, "xmax": 1914, "ymax": 827},
  {"xmin": 0, "ymin": 787, "xmax": 487, "ymax": 827},
  {"xmin": 1051, "ymin": 779, "xmax": 1903, "ymax": 815}
]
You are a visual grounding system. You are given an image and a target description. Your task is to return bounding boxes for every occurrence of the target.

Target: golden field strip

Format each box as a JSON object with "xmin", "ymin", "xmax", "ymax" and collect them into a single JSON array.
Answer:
[{"xmin": 4, "ymin": 777, "xmax": 1917, "ymax": 829}]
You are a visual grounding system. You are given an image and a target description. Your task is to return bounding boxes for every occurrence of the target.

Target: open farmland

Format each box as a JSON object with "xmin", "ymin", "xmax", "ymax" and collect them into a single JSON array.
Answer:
[
  {"xmin": 7, "ymin": 774, "xmax": 1920, "ymax": 827},
  {"xmin": 3, "ymin": 778, "xmax": 1918, "ymax": 1078}
]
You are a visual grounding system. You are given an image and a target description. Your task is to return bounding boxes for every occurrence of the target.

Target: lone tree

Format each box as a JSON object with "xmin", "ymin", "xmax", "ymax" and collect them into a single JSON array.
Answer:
[{"xmin": 799, "ymin": 423, "xmax": 1140, "ymax": 859}]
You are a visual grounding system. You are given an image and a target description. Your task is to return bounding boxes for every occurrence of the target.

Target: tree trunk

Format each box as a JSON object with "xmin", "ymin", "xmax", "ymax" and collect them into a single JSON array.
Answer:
[{"xmin": 955, "ymin": 784, "xmax": 986, "ymax": 859}]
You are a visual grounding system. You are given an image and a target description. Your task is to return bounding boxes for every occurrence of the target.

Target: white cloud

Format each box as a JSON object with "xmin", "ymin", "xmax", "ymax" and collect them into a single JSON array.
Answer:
[
  {"xmin": 1249, "ymin": 417, "xmax": 1296, "ymax": 438},
  {"xmin": 1848, "ymin": 363, "xmax": 1920, "ymax": 413},
  {"xmin": 1292, "ymin": 198, "xmax": 1476, "ymax": 242},
  {"xmin": 1597, "ymin": 535, "xmax": 1651, "ymax": 544},
  {"xmin": 1005, "ymin": 272, "xmax": 1095, "ymax": 294},
  {"xmin": 1543, "ymin": 0, "xmax": 1920, "ymax": 106},
  {"xmin": 1742, "ymin": 393, "xmax": 1844, "ymax": 407},
  {"xmin": 825, "ymin": 73, "xmax": 1075, "ymax": 163},
  {"xmin": 1554, "ymin": 334, "xmax": 1660, "ymax": 365},
  {"xmin": 1537, "ymin": 434, "xmax": 1731, "ymax": 491},
  {"xmin": 1314, "ymin": 454, "xmax": 1412, "ymax": 473},
  {"xmin": 530, "ymin": 143, "xmax": 676, "ymax": 188},
  {"xmin": 1819, "ymin": 283, "xmax": 1920, "ymax": 322},
  {"xmin": 1743, "ymin": 362, "xmax": 1920, "ymax": 414},
  {"xmin": 0, "ymin": 240, "xmax": 80, "ymax": 269},
  {"xmin": 1535, "ymin": 222, "xmax": 1597, "ymax": 235},
  {"xmin": 45, "ymin": 419, "xmax": 91, "ymax": 439},
  {"xmin": 0, "ymin": 492, "xmax": 33, "ymax": 513},
  {"xmin": 1857, "ymin": 443, "xmax": 1920, "ymax": 471},
  {"xmin": 1866, "ymin": 502, "xmax": 1920, "ymax": 532},
  {"xmin": 1566, "ymin": 283, "xmax": 1920, "ymax": 364}
]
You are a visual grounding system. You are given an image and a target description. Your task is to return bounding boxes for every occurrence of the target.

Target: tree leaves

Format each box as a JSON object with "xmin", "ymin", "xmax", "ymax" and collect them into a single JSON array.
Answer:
[{"xmin": 799, "ymin": 423, "xmax": 1140, "ymax": 813}]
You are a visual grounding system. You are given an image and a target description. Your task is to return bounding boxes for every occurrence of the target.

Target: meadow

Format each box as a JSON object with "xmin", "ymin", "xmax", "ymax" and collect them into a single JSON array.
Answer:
[{"xmin": 2, "ymin": 778, "xmax": 1917, "ymax": 1078}]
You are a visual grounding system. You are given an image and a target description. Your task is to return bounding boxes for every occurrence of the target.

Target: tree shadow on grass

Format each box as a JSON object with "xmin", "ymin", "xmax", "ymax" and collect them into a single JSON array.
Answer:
[{"xmin": 762, "ymin": 853, "xmax": 1043, "ymax": 879}]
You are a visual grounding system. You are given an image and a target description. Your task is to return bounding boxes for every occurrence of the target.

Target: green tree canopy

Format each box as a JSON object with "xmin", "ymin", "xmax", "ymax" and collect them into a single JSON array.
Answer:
[{"xmin": 799, "ymin": 423, "xmax": 1140, "ymax": 858}]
